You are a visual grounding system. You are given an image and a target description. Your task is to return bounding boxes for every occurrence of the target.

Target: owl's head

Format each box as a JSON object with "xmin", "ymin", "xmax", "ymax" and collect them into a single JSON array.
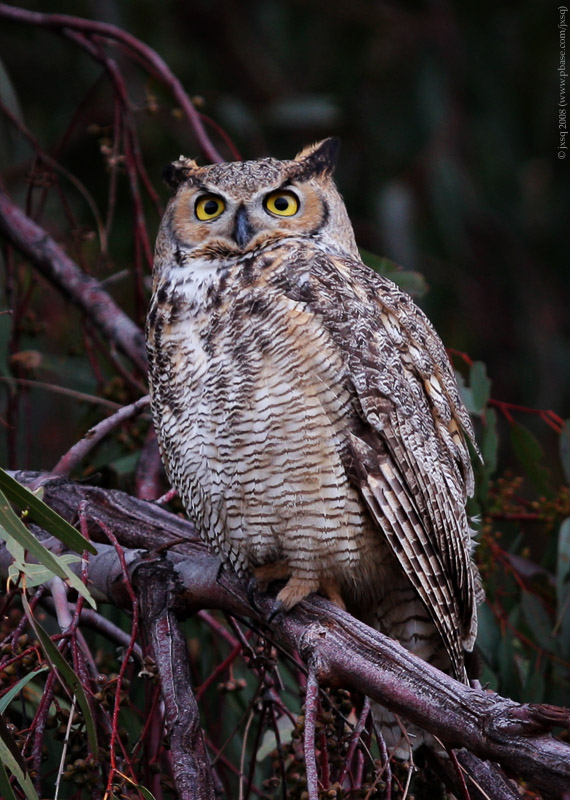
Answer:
[{"xmin": 155, "ymin": 139, "xmax": 358, "ymax": 268}]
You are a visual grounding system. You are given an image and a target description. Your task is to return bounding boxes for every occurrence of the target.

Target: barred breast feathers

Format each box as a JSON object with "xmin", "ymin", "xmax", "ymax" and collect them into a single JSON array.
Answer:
[{"xmin": 147, "ymin": 183, "xmax": 482, "ymax": 684}]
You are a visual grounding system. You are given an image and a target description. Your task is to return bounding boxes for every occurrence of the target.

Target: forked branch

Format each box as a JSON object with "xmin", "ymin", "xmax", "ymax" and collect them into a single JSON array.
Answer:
[{"xmin": 2, "ymin": 472, "xmax": 569, "ymax": 799}]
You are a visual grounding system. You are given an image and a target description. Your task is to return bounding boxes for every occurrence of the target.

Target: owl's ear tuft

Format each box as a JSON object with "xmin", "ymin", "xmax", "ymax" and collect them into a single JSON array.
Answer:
[
  {"xmin": 293, "ymin": 138, "xmax": 340, "ymax": 179},
  {"xmin": 162, "ymin": 156, "xmax": 200, "ymax": 190}
]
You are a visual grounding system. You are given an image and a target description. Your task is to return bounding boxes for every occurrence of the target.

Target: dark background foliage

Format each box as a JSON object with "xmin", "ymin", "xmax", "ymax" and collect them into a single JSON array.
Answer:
[
  {"xmin": 0, "ymin": 2, "xmax": 569, "ymax": 798},
  {"xmin": 1, "ymin": 0, "xmax": 567, "ymax": 424}
]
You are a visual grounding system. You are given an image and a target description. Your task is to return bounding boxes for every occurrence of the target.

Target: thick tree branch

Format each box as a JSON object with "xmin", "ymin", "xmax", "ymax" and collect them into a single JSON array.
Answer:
[
  {"xmin": 0, "ymin": 189, "xmax": 147, "ymax": 372},
  {"xmin": 4, "ymin": 473, "xmax": 570, "ymax": 799},
  {"xmin": 133, "ymin": 558, "xmax": 216, "ymax": 800}
]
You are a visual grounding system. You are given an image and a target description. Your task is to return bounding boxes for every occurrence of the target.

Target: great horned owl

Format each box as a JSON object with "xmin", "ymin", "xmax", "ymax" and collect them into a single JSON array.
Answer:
[{"xmin": 146, "ymin": 139, "xmax": 483, "ymax": 753}]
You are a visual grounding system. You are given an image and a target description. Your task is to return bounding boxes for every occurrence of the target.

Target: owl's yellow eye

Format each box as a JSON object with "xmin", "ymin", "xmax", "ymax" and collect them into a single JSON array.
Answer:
[
  {"xmin": 195, "ymin": 194, "xmax": 226, "ymax": 221},
  {"xmin": 264, "ymin": 190, "xmax": 299, "ymax": 217}
]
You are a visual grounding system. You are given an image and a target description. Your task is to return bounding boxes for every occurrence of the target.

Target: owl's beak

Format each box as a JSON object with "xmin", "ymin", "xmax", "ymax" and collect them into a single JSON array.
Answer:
[{"xmin": 233, "ymin": 205, "xmax": 254, "ymax": 249}]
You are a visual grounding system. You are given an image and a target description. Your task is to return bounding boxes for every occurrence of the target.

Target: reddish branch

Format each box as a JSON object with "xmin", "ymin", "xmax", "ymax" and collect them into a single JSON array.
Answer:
[
  {"xmin": 0, "ymin": 3, "xmax": 224, "ymax": 164},
  {"xmin": 41, "ymin": 600, "xmax": 143, "ymax": 662},
  {"xmin": 0, "ymin": 188, "xmax": 147, "ymax": 372},
  {"xmin": 489, "ymin": 400, "xmax": 565, "ymax": 434},
  {"xmin": 0, "ymin": 377, "xmax": 122, "ymax": 410},
  {"xmin": 133, "ymin": 558, "xmax": 215, "ymax": 800},
  {"xmin": 48, "ymin": 395, "xmax": 150, "ymax": 479},
  {"xmin": 134, "ymin": 427, "xmax": 166, "ymax": 501},
  {"xmin": 304, "ymin": 663, "xmax": 320, "ymax": 800},
  {"xmin": 2, "ymin": 473, "xmax": 569, "ymax": 799},
  {"xmin": 448, "ymin": 349, "xmax": 565, "ymax": 434},
  {"xmin": 60, "ymin": 26, "xmax": 155, "ymax": 312}
]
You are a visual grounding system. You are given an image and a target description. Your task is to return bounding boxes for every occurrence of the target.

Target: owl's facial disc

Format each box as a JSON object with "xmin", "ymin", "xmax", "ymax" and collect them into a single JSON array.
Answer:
[
  {"xmin": 188, "ymin": 185, "xmax": 305, "ymax": 252},
  {"xmin": 171, "ymin": 175, "xmax": 334, "ymax": 260}
]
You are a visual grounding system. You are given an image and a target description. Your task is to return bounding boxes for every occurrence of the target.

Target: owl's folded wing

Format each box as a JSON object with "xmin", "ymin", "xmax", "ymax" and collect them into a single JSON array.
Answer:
[{"xmin": 286, "ymin": 250, "xmax": 483, "ymax": 679}]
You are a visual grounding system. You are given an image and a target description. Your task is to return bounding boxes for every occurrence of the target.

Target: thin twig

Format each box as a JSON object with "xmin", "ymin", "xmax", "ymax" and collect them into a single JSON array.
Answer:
[
  {"xmin": 239, "ymin": 705, "xmax": 258, "ymax": 800},
  {"xmin": 0, "ymin": 3, "xmax": 224, "ymax": 163},
  {"xmin": 0, "ymin": 376, "xmax": 123, "ymax": 410},
  {"xmin": 338, "ymin": 696, "xmax": 371, "ymax": 787},
  {"xmin": 0, "ymin": 97, "xmax": 108, "ymax": 252},
  {"xmin": 54, "ymin": 694, "xmax": 77, "ymax": 800},
  {"xmin": 41, "ymin": 599, "xmax": 143, "ymax": 663},
  {"xmin": 304, "ymin": 661, "xmax": 320, "ymax": 800},
  {"xmin": 48, "ymin": 395, "xmax": 150, "ymax": 479},
  {"xmin": 447, "ymin": 746, "xmax": 475, "ymax": 800},
  {"xmin": 268, "ymin": 703, "xmax": 287, "ymax": 800},
  {"xmin": 89, "ymin": 512, "xmax": 142, "ymax": 794}
]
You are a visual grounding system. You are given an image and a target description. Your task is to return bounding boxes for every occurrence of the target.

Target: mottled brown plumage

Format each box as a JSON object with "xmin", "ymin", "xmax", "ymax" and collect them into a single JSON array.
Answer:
[{"xmin": 146, "ymin": 139, "xmax": 483, "ymax": 755}]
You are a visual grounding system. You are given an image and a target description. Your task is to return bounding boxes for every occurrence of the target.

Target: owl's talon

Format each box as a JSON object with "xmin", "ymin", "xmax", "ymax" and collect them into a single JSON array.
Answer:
[
  {"xmin": 267, "ymin": 599, "xmax": 286, "ymax": 625},
  {"xmin": 246, "ymin": 576, "xmax": 261, "ymax": 612},
  {"xmin": 215, "ymin": 560, "xmax": 226, "ymax": 583}
]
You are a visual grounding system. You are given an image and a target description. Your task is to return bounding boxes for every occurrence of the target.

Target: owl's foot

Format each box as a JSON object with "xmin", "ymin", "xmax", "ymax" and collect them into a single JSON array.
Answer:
[
  {"xmin": 319, "ymin": 577, "xmax": 346, "ymax": 611},
  {"xmin": 252, "ymin": 566, "xmax": 346, "ymax": 620},
  {"xmin": 276, "ymin": 576, "xmax": 319, "ymax": 611},
  {"xmin": 247, "ymin": 562, "xmax": 290, "ymax": 613},
  {"xmin": 253, "ymin": 561, "xmax": 290, "ymax": 592}
]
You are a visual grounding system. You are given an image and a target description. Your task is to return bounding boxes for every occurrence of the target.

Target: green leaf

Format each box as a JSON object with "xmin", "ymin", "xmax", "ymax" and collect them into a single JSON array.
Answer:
[
  {"xmin": 108, "ymin": 451, "xmax": 140, "ymax": 477},
  {"xmin": 522, "ymin": 652, "xmax": 546, "ymax": 703},
  {"xmin": 0, "ymin": 489, "xmax": 96, "ymax": 608},
  {"xmin": 0, "ymin": 720, "xmax": 39, "ymax": 800},
  {"xmin": 475, "ymin": 407, "xmax": 498, "ymax": 501},
  {"xmin": 256, "ymin": 715, "xmax": 295, "ymax": 761},
  {"xmin": 388, "ymin": 269, "xmax": 429, "ymax": 298},
  {"xmin": 455, "ymin": 370, "xmax": 475, "ymax": 415},
  {"xmin": 497, "ymin": 624, "xmax": 519, "ymax": 698},
  {"xmin": 555, "ymin": 518, "xmax": 570, "ymax": 658},
  {"xmin": 475, "ymin": 602, "xmax": 501, "ymax": 668},
  {"xmin": 521, "ymin": 591, "xmax": 555, "ymax": 654},
  {"xmin": 8, "ymin": 554, "xmax": 84, "ymax": 589},
  {"xmin": 0, "ymin": 468, "xmax": 96, "ymax": 555},
  {"xmin": 137, "ymin": 789, "xmax": 158, "ymax": 800},
  {"xmin": 509, "ymin": 422, "xmax": 553, "ymax": 497},
  {"xmin": 359, "ymin": 249, "xmax": 428, "ymax": 297},
  {"xmin": 0, "ymin": 57, "xmax": 23, "ymax": 123},
  {"xmin": 556, "ymin": 518, "xmax": 570, "ymax": 603},
  {"xmin": 22, "ymin": 595, "xmax": 98, "ymax": 756},
  {"xmin": 560, "ymin": 421, "xmax": 570, "ymax": 486},
  {"xmin": 0, "ymin": 667, "xmax": 48, "ymax": 714},
  {"xmin": 0, "ymin": 760, "xmax": 19, "ymax": 800},
  {"xmin": 469, "ymin": 361, "xmax": 491, "ymax": 414},
  {"xmin": 480, "ymin": 408, "xmax": 498, "ymax": 476},
  {"xmin": 123, "ymin": 782, "xmax": 158, "ymax": 800}
]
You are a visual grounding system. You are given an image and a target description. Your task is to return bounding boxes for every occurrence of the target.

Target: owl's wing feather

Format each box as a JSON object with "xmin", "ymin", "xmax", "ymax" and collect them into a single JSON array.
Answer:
[
  {"xmin": 347, "ymin": 428, "xmax": 468, "ymax": 679},
  {"xmin": 277, "ymin": 246, "xmax": 481, "ymax": 678}
]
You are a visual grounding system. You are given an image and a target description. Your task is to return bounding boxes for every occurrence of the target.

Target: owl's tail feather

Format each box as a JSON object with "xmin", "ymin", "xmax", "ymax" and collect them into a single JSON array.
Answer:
[
  {"xmin": 368, "ymin": 594, "xmax": 520, "ymax": 799},
  {"xmin": 369, "ymin": 584, "xmax": 453, "ymax": 760},
  {"xmin": 370, "ymin": 704, "xmax": 427, "ymax": 761}
]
